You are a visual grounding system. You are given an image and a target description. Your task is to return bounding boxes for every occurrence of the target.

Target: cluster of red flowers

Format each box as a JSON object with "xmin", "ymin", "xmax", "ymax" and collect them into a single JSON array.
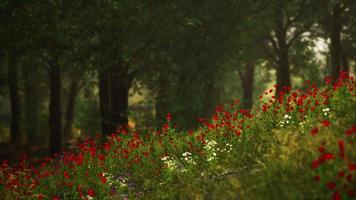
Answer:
[{"xmin": 0, "ymin": 71, "xmax": 354, "ymax": 199}]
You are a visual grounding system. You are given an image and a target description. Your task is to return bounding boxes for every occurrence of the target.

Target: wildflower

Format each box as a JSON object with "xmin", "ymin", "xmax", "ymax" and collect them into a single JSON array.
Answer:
[
  {"xmin": 332, "ymin": 191, "xmax": 341, "ymax": 200},
  {"xmin": 87, "ymin": 188, "xmax": 95, "ymax": 197},
  {"xmin": 326, "ymin": 181, "xmax": 336, "ymax": 190},
  {"xmin": 347, "ymin": 190, "xmax": 355, "ymax": 197},
  {"xmin": 166, "ymin": 113, "xmax": 172, "ymax": 122},
  {"xmin": 310, "ymin": 127, "xmax": 319, "ymax": 136},
  {"xmin": 52, "ymin": 196, "xmax": 60, "ymax": 200},
  {"xmin": 346, "ymin": 174, "xmax": 352, "ymax": 182},
  {"xmin": 313, "ymin": 175, "xmax": 320, "ymax": 182},
  {"xmin": 161, "ymin": 156, "xmax": 179, "ymax": 170},
  {"xmin": 63, "ymin": 171, "xmax": 70, "ymax": 179},
  {"xmin": 319, "ymin": 153, "xmax": 335, "ymax": 162},
  {"xmin": 348, "ymin": 163, "xmax": 356, "ymax": 171},
  {"xmin": 284, "ymin": 114, "xmax": 291, "ymax": 119},
  {"xmin": 322, "ymin": 120, "xmax": 330, "ymax": 127},
  {"xmin": 181, "ymin": 152, "xmax": 196, "ymax": 165},
  {"xmin": 337, "ymin": 171, "xmax": 345, "ymax": 178},
  {"xmin": 318, "ymin": 146, "xmax": 325, "ymax": 153},
  {"xmin": 311, "ymin": 160, "xmax": 320, "ymax": 169},
  {"xmin": 322, "ymin": 108, "xmax": 330, "ymax": 116},
  {"xmin": 235, "ymin": 130, "xmax": 242, "ymax": 136}
]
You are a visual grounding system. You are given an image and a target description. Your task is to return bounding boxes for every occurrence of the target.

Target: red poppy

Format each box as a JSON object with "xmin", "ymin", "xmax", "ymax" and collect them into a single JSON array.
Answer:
[
  {"xmin": 101, "ymin": 177, "xmax": 107, "ymax": 184},
  {"xmin": 326, "ymin": 181, "xmax": 336, "ymax": 190},
  {"xmin": 235, "ymin": 130, "xmax": 241, "ymax": 136},
  {"xmin": 332, "ymin": 191, "xmax": 341, "ymax": 200},
  {"xmin": 52, "ymin": 196, "xmax": 60, "ymax": 200},
  {"xmin": 310, "ymin": 127, "xmax": 319, "ymax": 136},
  {"xmin": 63, "ymin": 171, "xmax": 70, "ymax": 179},
  {"xmin": 313, "ymin": 175, "xmax": 320, "ymax": 182},
  {"xmin": 348, "ymin": 163, "xmax": 356, "ymax": 171},
  {"xmin": 166, "ymin": 113, "xmax": 172, "ymax": 122},
  {"xmin": 318, "ymin": 146, "xmax": 325, "ymax": 153},
  {"xmin": 87, "ymin": 188, "xmax": 95, "ymax": 197},
  {"xmin": 322, "ymin": 120, "xmax": 330, "ymax": 127},
  {"xmin": 337, "ymin": 171, "xmax": 345, "ymax": 178},
  {"xmin": 311, "ymin": 160, "xmax": 320, "ymax": 169}
]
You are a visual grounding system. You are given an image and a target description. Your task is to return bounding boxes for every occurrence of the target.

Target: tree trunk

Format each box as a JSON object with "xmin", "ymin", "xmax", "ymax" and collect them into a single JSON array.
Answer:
[
  {"xmin": 110, "ymin": 61, "xmax": 129, "ymax": 131},
  {"xmin": 275, "ymin": 2, "xmax": 291, "ymax": 94},
  {"xmin": 98, "ymin": 66, "xmax": 113, "ymax": 137},
  {"xmin": 48, "ymin": 63, "xmax": 62, "ymax": 155},
  {"xmin": 63, "ymin": 75, "xmax": 80, "ymax": 140},
  {"xmin": 155, "ymin": 74, "xmax": 170, "ymax": 127},
  {"xmin": 241, "ymin": 62, "xmax": 255, "ymax": 109},
  {"xmin": 8, "ymin": 52, "xmax": 22, "ymax": 144},
  {"xmin": 23, "ymin": 67, "xmax": 39, "ymax": 144},
  {"xmin": 330, "ymin": 3, "xmax": 342, "ymax": 82},
  {"xmin": 276, "ymin": 49, "xmax": 291, "ymax": 93}
]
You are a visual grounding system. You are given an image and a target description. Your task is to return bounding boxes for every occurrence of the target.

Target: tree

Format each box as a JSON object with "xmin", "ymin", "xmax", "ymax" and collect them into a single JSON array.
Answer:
[
  {"xmin": 7, "ymin": 52, "xmax": 22, "ymax": 143},
  {"xmin": 262, "ymin": 0, "xmax": 320, "ymax": 93},
  {"xmin": 327, "ymin": 0, "xmax": 356, "ymax": 81}
]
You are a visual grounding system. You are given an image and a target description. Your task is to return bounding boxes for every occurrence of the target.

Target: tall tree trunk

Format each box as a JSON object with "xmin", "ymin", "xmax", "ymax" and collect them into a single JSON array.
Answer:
[
  {"xmin": 110, "ymin": 61, "xmax": 129, "ymax": 131},
  {"xmin": 63, "ymin": 75, "xmax": 80, "ymax": 140},
  {"xmin": 155, "ymin": 74, "xmax": 170, "ymax": 127},
  {"xmin": 330, "ymin": 3, "xmax": 342, "ymax": 82},
  {"xmin": 98, "ymin": 66, "xmax": 113, "ymax": 137},
  {"xmin": 275, "ymin": 1, "xmax": 291, "ymax": 94},
  {"xmin": 48, "ymin": 63, "xmax": 62, "ymax": 155},
  {"xmin": 241, "ymin": 62, "xmax": 255, "ymax": 109},
  {"xmin": 8, "ymin": 52, "xmax": 21, "ymax": 144},
  {"xmin": 276, "ymin": 49, "xmax": 291, "ymax": 93},
  {"xmin": 23, "ymin": 67, "xmax": 39, "ymax": 144}
]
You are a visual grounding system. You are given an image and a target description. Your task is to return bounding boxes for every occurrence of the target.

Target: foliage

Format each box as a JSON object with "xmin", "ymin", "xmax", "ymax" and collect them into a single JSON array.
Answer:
[{"xmin": 0, "ymin": 73, "xmax": 354, "ymax": 199}]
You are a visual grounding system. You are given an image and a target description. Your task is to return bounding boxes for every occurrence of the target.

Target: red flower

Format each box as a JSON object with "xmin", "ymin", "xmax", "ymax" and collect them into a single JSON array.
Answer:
[
  {"xmin": 323, "ymin": 153, "xmax": 334, "ymax": 160},
  {"xmin": 166, "ymin": 113, "xmax": 172, "ymax": 122},
  {"xmin": 348, "ymin": 163, "xmax": 356, "ymax": 171},
  {"xmin": 346, "ymin": 174, "xmax": 352, "ymax": 182},
  {"xmin": 310, "ymin": 127, "xmax": 319, "ymax": 136},
  {"xmin": 98, "ymin": 154, "xmax": 105, "ymax": 161},
  {"xmin": 52, "ymin": 196, "xmax": 60, "ymax": 200},
  {"xmin": 63, "ymin": 171, "xmax": 70, "ymax": 179},
  {"xmin": 326, "ymin": 181, "xmax": 336, "ymax": 190},
  {"xmin": 101, "ymin": 177, "xmax": 107, "ymax": 184},
  {"xmin": 347, "ymin": 190, "xmax": 355, "ymax": 197},
  {"xmin": 311, "ymin": 160, "xmax": 320, "ymax": 169},
  {"xmin": 322, "ymin": 120, "xmax": 330, "ymax": 127},
  {"xmin": 318, "ymin": 146, "xmax": 325, "ymax": 153},
  {"xmin": 332, "ymin": 191, "xmax": 341, "ymax": 200},
  {"xmin": 235, "ymin": 130, "xmax": 241, "ymax": 136},
  {"xmin": 337, "ymin": 171, "xmax": 345, "ymax": 178},
  {"xmin": 87, "ymin": 188, "xmax": 96, "ymax": 197},
  {"xmin": 37, "ymin": 194, "xmax": 45, "ymax": 200},
  {"xmin": 325, "ymin": 76, "xmax": 332, "ymax": 84},
  {"xmin": 313, "ymin": 175, "xmax": 320, "ymax": 182}
]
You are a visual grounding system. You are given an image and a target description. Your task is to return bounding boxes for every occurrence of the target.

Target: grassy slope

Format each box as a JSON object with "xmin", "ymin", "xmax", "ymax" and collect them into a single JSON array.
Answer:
[{"xmin": 0, "ymin": 76, "xmax": 355, "ymax": 200}]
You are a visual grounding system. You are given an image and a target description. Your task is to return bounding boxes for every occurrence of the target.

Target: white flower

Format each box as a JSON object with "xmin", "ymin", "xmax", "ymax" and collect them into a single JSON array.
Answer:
[
  {"xmin": 86, "ymin": 195, "xmax": 94, "ymax": 200},
  {"xmin": 181, "ymin": 152, "xmax": 196, "ymax": 165}
]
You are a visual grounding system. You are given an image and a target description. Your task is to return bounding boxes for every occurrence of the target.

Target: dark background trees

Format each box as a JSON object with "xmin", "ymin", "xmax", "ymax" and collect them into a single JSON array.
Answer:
[{"xmin": 0, "ymin": 0, "xmax": 354, "ymax": 160}]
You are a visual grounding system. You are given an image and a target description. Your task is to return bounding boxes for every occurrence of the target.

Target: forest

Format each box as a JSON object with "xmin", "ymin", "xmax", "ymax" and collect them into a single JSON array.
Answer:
[{"xmin": 0, "ymin": 0, "xmax": 355, "ymax": 199}]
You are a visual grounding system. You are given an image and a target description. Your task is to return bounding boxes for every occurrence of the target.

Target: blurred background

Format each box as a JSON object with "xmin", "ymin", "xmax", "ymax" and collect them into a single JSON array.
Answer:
[{"xmin": 0, "ymin": 0, "xmax": 355, "ymax": 161}]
